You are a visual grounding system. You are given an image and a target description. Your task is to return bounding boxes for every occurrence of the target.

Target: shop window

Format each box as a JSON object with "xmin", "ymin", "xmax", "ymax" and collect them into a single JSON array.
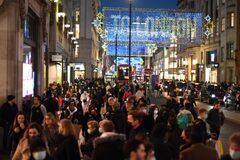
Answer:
[
  {"xmin": 227, "ymin": 43, "xmax": 235, "ymax": 59},
  {"xmin": 24, "ymin": 15, "xmax": 37, "ymax": 42},
  {"xmin": 221, "ymin": 17, "xmax": 225, "ymax": 32},
  {"xmin": 227, "ymin": 12, "xmax": 235, "ymax": 28}
]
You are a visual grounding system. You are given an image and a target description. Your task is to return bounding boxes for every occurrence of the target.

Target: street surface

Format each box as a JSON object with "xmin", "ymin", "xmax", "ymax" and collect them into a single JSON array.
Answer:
[{"xmin": 150, "ymin": 94, "xmax": 240, "ymax": 154}]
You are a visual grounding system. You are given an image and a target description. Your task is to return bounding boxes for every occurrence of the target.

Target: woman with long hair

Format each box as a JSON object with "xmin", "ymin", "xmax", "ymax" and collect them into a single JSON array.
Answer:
[
  {"xmin": 43, "ymin": 113, "xmax": 58, "ymax": 156},
  {"xmin": 12, "ymin": 122, "xmax": 46, "ymax": 160},
  {"xmin": 53, "ymin": 119, "xmax": 80, "ymax": 160},
  {"xmin": 9, "ymin": 111, "xmax": 28, "ymax": 159}
]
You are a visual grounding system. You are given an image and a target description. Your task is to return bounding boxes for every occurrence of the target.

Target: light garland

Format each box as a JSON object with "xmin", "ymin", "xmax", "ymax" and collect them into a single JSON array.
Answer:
[{"xmin": 102, "ymin": 8, "xmax": 203, "ymax": 56}]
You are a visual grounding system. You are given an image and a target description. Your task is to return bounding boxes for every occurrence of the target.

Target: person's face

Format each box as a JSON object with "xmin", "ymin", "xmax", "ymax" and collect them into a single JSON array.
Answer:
[
  {"xmin": 11, "ymin": 98, "xmax": 16, "ymax": 104},
  {"xmin": 126, "ymin": 102, "xmax": 133, "ymax": 112},
  {"xmin": 136, "ymin": 144, "xmax": 146, "ymax": 160},
  {"xmin": 108, "ymin": 99, "xmax": 115, "ymax": 107},
  {"xmin": 199, "ymin": 112, "xmax": 207, "ymax": 119},
  {"xmin": 28, "ymin": 128, "xmax": 40, "ymax": 139},
  {"xmin": 17, "ymin": 115, "xmax": 25, "ymax": 124},
  {"xmin": 214, "ymin": 103, "xmax": 220, "ymax": 110},
  {"xmin": 128, "ymin": 115, "xmax": 137, "ymax": 128},
  {"xmin": 88, "ymin": 125, "xmax": 96, "ymax": 133},
  {"xmin": 34, "ymin": 97, "xmax": 40, "ymax": 105},
  {"xmin": 45, "ymin": 116, "xmax": 53, "ymax": 126},
  {"xmin": 230, "ymin": 142, "xmax": 240, "ymax": 152},
  {"xmin": 69, "ymin": 102, "xmax": 75, "ymax": 110}
]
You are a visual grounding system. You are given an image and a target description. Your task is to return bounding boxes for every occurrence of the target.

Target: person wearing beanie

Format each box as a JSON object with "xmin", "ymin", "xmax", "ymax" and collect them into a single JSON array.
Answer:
[{"xmin": 29, "ymin": 136, "xmax": 52, "ymax": 160}]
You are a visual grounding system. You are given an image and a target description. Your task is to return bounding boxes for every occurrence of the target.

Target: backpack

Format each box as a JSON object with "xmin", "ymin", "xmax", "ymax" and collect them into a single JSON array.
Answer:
[{"xmin": 177, "ymin": 113, "xmax": 189, "ymax": 129}]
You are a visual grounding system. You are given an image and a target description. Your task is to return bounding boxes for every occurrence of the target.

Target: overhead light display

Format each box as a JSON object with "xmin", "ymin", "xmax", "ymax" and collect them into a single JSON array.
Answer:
[{"xmin": 103, "ymin": 7, "xmax": 203, "ymax": 56}]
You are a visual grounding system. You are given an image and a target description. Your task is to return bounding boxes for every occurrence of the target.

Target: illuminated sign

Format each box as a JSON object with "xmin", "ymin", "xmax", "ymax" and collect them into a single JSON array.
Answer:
[
  {"xmin": 117, "ymin": 57, "xmax": 144, "ymax": 67},
  {"xmin": 104, "ymin": 8, "xmax": 203, "ymax": 56}
]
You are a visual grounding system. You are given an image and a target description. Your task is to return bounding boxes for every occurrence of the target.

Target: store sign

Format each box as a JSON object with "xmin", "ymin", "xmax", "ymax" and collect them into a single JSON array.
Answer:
[
  {"xmin": 52, "ymin": 55, "xmax": 62, "ymax": 62},
  {"xmin": 74, "ymin": 63, "xmax": 85, "ymax": 70}
]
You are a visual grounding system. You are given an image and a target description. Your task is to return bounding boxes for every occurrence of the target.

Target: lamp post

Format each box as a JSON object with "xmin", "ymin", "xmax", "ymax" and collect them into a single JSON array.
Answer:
[
  {"xmin": 129, "ymin": 0, "xmax": 132, "ymax": 82},
  {"xmin": 172, "ymin": 35, "xmax": 177, "ymax": 81},
  {"xmin": 115, "ymin": 33, "xmax": 118, "ymax": 75}
]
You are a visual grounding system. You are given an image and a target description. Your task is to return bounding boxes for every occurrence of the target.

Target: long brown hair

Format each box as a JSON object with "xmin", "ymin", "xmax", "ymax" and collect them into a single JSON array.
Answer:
[
  {"xmin": 43, "ymin": 112, "xmax": 58, "ymax": 128},
  {"xmin": 20, "ymin": 123, "xmax": 45, "ymax": 143},
  {"xmin": 12, "ymin": 111, "xmax": 28, "ymax": 128},
  {"xmin": 59, "ymin": 119, "xmax": 76, "ymax": 137}
]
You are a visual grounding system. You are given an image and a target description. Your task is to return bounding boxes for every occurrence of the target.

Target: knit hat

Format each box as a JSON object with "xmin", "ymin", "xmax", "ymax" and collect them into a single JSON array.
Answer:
[{"xmin": 29, "ymin": 136, "xmax": 46, "ymax": 152}]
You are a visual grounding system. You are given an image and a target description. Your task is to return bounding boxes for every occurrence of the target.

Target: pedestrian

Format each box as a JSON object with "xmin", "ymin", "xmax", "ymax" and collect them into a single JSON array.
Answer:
[
  {"xmin": 0, "ymin": 95, "xmax": 18, "ymax": 152},
  {"xmin": 180, "ymin": 126, "xmax": 192, "ymax": 152},
  {"xmin": 206, "ymin": 101, "xmax": 225, "ymax": 139},
  {"xmin": 124, "ymin": 139, "xmax": 146, "ymax": 160},
  {"xmin": 80, "ymin": 120, "xmax": 100, "ymax": 159},
  {"xmin": 197, "ymin": 108, "xmax": 208, "ymax": 121},
  {"xmin": 108, "ymin": 98, "xmax": 127, "ymax": 134},
  {"xmin": 42, "ymin": 113, "xmax": 58, "ymax": 156},
  {"xmin": 128, "ymin": 110, "xmax": 146, "ymax": 140},
  {"xmin": 60, "ymin": 100, "xmax": 82, "ymax": 124},
  {"xmin": 53, "ymin": 119, "xmax": 80, "ymax": 160},
  {"xmin": 30, "ymin": 95, "xmax": 47, "ymax": 125},
  {"xmin": 43, "ymin": 91, "xmax": 59, "ymax": 116},
  {"xmin": 12, "ymin": 123, "xmax": 46, "ymax": 160},
  {"xmin": 179, "ymin": 122, "xmax": 218, "ymax": 160},
  {"xmin": 221, "ymin": 132, "xmax": 240, "ymax": 160},
  {"xmin": 9, "ymin": 111, "xmax": 28, "ymax": 159},
  {"xmin": 150, "ymin": 123, "xmax": 173, "ymax": 160},
  {"xmin": 29, "ymin": 136, "xmax": 53, "ymax": 160},
  {"xmin": 92, "ymin": 124, "xmax": 125, "ymax": 160}
]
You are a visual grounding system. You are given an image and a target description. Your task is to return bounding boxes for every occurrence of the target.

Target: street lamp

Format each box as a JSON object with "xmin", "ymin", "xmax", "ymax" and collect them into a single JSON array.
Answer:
[
  {"xmin": 128, "ymin": 0, "xmax": 133, "ymax": 82},
  {"xmin": 171, "ymin": 35, "xmax": 177, "ymax": 80}
]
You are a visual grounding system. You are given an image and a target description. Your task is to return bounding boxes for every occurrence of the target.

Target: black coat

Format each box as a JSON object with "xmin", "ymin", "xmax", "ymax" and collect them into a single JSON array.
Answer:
[
  {"xmin": 109, "ymin": 109, "xmax": 127, "ymax": 134},
  {"xmin": 220, "ymin": 155, "xmax": 233, "ymax": 160},
  {"xmin": 43, "ymin": 98, "xmax": 59, "ymax": 115},
  {"xmin": 92, "ymin": 134, "xmax": 125, "ymax": 160},
  {"xmin": 0, "ymin": 102, "xmax": 18, "ymax": 127},
  {"xmin": 53, "ymin": 134, "xmax": 80, "ymax": 160},
  {"xmin": 9, "ymin": 125, "xmax": 25, "ymax": 151},
  {"xmin": 206, "ymin": 108, "xmax": 225, "ymax": 129},
  {"xmin": 81, "ymin": 130, "xmax": 100, "ymax": 157},
  {"xmin": 128, "ymin": 124, "xmax": 146, "ymax": 140},
  {"xmin": 151, "ymin": 138, "xmax": 174, "ymax": 160}
]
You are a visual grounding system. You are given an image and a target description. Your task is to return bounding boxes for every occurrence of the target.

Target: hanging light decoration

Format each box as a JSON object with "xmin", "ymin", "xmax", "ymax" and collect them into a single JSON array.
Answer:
[{"xmin": 64, "ymin": 24, "xmax": 70, "ymax": 28}]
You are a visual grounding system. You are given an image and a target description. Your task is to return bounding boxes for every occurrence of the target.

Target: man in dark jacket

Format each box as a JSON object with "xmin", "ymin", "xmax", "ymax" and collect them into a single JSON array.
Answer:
[
  {"xmin": 30, "ymin": 95, "xmax": 47, "ymax": 125},
  {"xmin": 43, "ymin": 91, "xmax": 59, "ymax": 115},
  {"xmin": 0, "ymin": 95, "xmax": 18, "ymax": 151},
  {"xmin": 108, "ymin": 98, "xmax": 127, "ymax": 134},
  {"xmin": 206, "ymin": 101, "xmax": 225, "ymax": 139},
  {"xmin": 128, "ymin": 110, "xmax": 146, "ymax": 140}
]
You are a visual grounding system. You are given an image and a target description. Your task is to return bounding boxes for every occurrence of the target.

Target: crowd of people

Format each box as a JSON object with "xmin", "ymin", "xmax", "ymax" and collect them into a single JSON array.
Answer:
[{"xmin": 0, "ymin": 78, "xmax": 240, "ymax": 160}]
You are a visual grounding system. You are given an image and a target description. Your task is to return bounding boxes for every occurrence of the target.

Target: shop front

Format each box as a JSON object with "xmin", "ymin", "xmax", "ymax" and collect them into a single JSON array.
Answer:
[
  {"xmin": 23, "ymin": 11, "xmax": 38, "ymax": 96},
  {"xmin": 205, "ymin": 50, "xmax": 218, "ymax": 83}
]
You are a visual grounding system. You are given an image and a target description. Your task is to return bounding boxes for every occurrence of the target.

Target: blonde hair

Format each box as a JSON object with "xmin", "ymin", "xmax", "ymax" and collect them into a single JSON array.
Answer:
[
  {"xmin": 44, "ymin": 112, "xmax": 58, "ymax": 127},
  {"xmin": 59, "ymin": 119, "xmax": 76, "ymax": 136}
]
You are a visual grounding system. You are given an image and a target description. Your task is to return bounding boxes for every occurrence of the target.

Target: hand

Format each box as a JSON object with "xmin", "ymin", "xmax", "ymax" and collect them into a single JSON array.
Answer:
[
  {"xmin": 14, "ymin": 127, "xmax": 20, "ymax": 133},
  {"xmin": 20, "ymin": 123, "xmax": 25, "ymax": 129}
]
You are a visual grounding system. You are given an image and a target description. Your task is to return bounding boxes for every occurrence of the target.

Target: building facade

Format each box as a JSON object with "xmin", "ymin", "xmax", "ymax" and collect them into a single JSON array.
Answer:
[{"xmin": 178, "ymin": 0, "xmax": 239, "ymax": 83}]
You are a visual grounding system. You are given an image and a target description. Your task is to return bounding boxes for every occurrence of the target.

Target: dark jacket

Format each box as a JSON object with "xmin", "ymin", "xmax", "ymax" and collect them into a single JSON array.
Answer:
[
  {"xmin": 53, "ymin": 134, "xmax": 80, "ymax": 160},
  {"xmin": 206, "ymin": 108, "xmax": 225, "ymax": 129},
  {"xmin": 9, "ymin": 125, "xmax": 25, "ymax": 151},
  {"xmin": 220, "ymin": 154, "xmax": 233, "ymax": 160},
  {"xmin": 60, "ymin": 107, "xmax": 83, "ymax": 124},
  {"xmin": 151, "ymin": 138, "xmax": 174, "ymax": 160},
  {"xmin": 30, "ymin": 105, "xmax": 46, "ymax": 125},
  {"xmin": 43, "ymin": 97, "xmax": 59, "ymax": 115},
  {"xmin": 109, "ymin": 109, "xmax": 127, "ymax": 134},
  {"xmin": 81, "ymin": 130, "xmax": 100, "ymax": 158},
  {"xmin": 43, "ymin": 125, "xmax": 58, "ymax": 156},
  {"xmin": 92, "ymin": 134, "xmax": 125, "ymax": 160},
  {"xmin": 0, "ymin": 102, "xmax": 18, "ymax": 127},
  {"xmin": 128, "ymin": 124, "xmax": 146, "ymax": 140}
]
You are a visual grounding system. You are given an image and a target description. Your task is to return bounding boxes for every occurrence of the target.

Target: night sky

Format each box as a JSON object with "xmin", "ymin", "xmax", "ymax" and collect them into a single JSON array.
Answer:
[{"xmin": 100, "ymin": 0, "xmax": 177, "ymax": 9}]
